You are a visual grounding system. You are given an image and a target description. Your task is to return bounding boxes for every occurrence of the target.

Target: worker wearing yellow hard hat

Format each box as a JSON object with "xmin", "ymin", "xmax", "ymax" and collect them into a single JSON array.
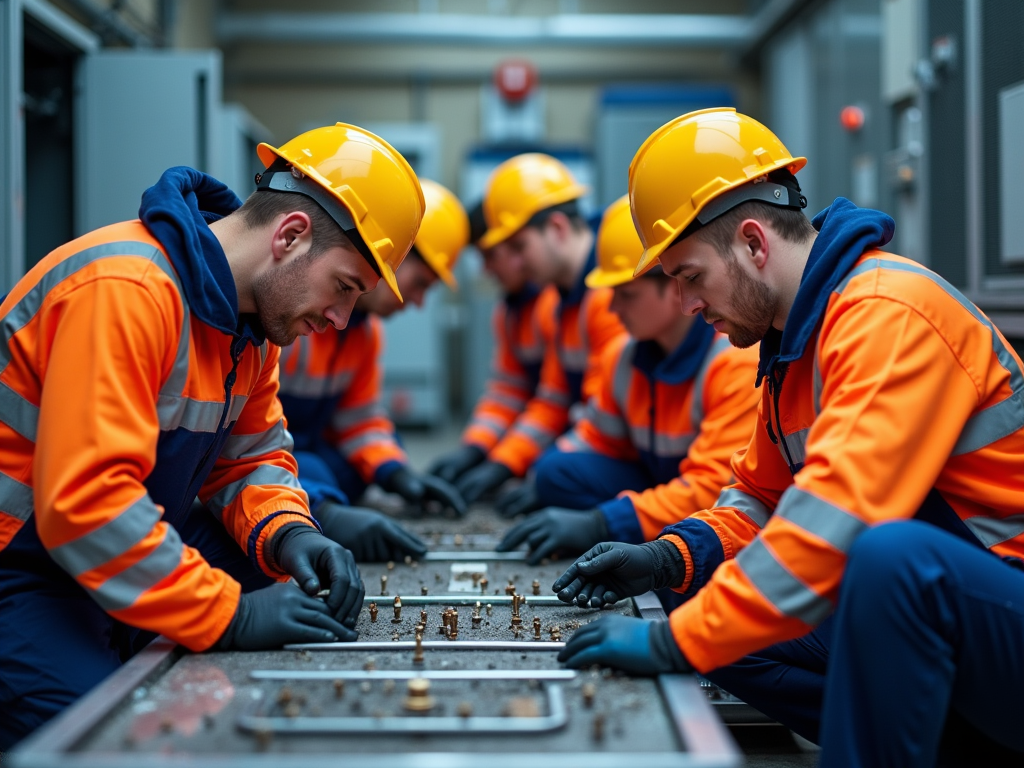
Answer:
[
  {"xmin": 448, "ymin": 154, "xmax": 626, "ymax": 516},
  {"xmin": 277, "ymin": 178, "xmax": 470, "ymax": 538},
  {"xmin": 551, "ymin": 108, "xmax": 1024, "ymax": 767},
  {"xmin": 0, "ymin": 122, "xmax": 428, "ymax": 748},
  {"xmin": 496, "ymin": 194, "xmax": 759, "ymax": 565}
]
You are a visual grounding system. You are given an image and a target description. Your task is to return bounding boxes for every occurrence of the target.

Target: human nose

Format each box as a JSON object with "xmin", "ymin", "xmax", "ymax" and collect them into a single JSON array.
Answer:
[
  {"xmin": 325, "ymin": 297, "xmax": 356, "ymax": 330},
  {"xmin": 676, "ymin": 283, "xmax": 706, "ymax": 316}
]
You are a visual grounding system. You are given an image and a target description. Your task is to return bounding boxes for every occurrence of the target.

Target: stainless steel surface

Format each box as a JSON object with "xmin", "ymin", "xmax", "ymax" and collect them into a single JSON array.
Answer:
[
  {"xmin": 250, "ymin": 669, "xmax": 577, "ymax": 681},
  {"xmin": 284, "ymin": 640, "xmax": 567, "ymax": 651}
]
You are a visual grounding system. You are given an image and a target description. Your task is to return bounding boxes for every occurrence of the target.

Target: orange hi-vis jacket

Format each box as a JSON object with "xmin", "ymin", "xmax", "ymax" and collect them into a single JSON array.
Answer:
[
  {"xmin": 489, "ymin": 247, "xmax": 627, "ymax": 475},
  {"xmin": 556, "ymin": 321, "xmax": 760, "ymax": 544},
  {"xmin": 277, "ymin": 311, "xmax": 406, "ymax": 499},
  {"xmin": 657, "ymin": 200, "xmax": 1024, "ymax": 674},
  {"xmin": 462, "ymin": 285, "xmax": 559, "ymax": 451},
  {"xmin": 0, "ymin": 169, "xmax": 315, "ymax": 653}
]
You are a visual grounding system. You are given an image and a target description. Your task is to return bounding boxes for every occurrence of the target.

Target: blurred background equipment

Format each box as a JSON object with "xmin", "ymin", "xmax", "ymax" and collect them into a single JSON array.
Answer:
[{"xmin": 1, "ymin": 0, "xmax": 1022, "ymax": 428}]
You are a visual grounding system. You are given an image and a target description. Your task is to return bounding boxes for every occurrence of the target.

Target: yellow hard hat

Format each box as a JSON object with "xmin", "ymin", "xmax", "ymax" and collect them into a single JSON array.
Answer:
[
  {"xmin": 479, "ymin": 153, "xmax": 589, "ymax": 250},
  {"xmin": 629, "ymin": 108, "xmax": 806, "ymax": 277},
  {"xmin": 414, "ymin": 180, "xmax": 469, "ymax": 290},
  {"xmin": 256, "ymin": 123, "xmax": 425, "ymax": 301},
  {"xmin": 585, "ymin": 195, "xmax": 644, "ymax": 289}
]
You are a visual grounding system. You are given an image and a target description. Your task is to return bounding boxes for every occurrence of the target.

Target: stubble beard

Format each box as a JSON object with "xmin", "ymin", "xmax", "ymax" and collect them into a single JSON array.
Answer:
[{"xmin": 714, "ymin": 253, "xmax": 777, "ymax": 349}]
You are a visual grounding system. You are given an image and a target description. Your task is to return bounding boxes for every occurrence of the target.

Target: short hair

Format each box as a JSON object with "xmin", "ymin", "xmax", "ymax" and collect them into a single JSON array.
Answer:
[
  {"xmin": 236, "ymin": 189, "xmax": 355, "ymax": 260},
  {"xmin": 526, "ymin": 200, "xmax": 588, "ymax": 232},
  {"xmin": 694, "ymin": 200, "xmax": 816, "ymax": 256}
]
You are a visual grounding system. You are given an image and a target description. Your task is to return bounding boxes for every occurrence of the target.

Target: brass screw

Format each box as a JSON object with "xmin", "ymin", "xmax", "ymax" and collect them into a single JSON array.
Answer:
[
  {"xmin": 333, "ymin": 679, "xmax": 345, "ymax": 698},
  {"xmin": 421, "ymin": 585, "xmax": 429, "ymax": 596},
  {"xmin": 533, "ymin": 616, "xmax": 542, "ymax": 640},
  {"xmin": 413, "ymin": 631, "xmax": 424, "ymax": 664},
  {"xmin": 480, "ymin": 577, "xmax": 489, "ymax": 594},
  {"xmin": 392, "ymin": 596, "xmax": 403, "ymax": 623},
  {"xmin": 592, "ymin": 713, "xmax": 606, "ymax": 742},
  {"xmin": 582, "ymin": 682, "xmax": 596, "ymax": 708},
  {"xmin": 457, "ymin": 701, "xmax": 473, "ymax": 718},
  {"xmin": 380, "ymin": 575, "xmax": 389, "ymax": 596},
  {"xmin": 386, "ymin": 560, "xmax": 395, "ymax": 571},
  {"xmin": 420, "ymin": 608, "xmax": 428, "ymax": 626},
  {"xmin": 369, "ymin": 602, "xmax": 378, "ymax": 623},
  {"xmin": 532, "ymin": 579, "xmax": 541, "ymax": 596},
  {"xmin": 403, "ymin": 678, "xmax": 435, "ymax": 712}
]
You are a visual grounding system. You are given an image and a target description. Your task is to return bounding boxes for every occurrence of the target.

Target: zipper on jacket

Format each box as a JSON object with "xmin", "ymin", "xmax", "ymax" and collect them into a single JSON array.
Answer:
[
  {"xmin": 768, "ymin": 366, "xmax": 796, "ymax": 471},
  {"xmin": 187, "ymin": 335, "xmax": 246, "ymax": 491}
]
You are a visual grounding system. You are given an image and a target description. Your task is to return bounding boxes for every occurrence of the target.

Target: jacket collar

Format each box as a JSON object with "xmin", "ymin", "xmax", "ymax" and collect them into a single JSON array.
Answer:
[
  {"xmin": 559, "ymin": 239, "xmax": 598, "ymax": 309},
  {"xmin": 139, "ymin": 167, "xmax": 262, "ymax": 341},
  {"xmin": 633, "ymin": 318, "xmax": 717, "ymax": 384},
  {"xmin": 504, "ymin": 282, "xmax": 541, "ymax": 308},
  {"xmin": 756, "ymin": 198, "xmax": 895, "ymax": 385}
]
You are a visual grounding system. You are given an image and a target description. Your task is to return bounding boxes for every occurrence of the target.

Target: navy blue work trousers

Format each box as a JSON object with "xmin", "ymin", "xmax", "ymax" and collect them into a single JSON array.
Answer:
[
  {"xmin": 706, "ymin": 520, "xmax": 1024, "ymax": 767},
  {"xmin": 292, "ymin": 442, "xmax": 367, "ymax": 508},
  {"xmin": 534, "ymin": 448, "xmax": 651, "ymax": 510},
  {"xmin": 0, "ymin": 507, "xmax": 273, "ymax": 750}
]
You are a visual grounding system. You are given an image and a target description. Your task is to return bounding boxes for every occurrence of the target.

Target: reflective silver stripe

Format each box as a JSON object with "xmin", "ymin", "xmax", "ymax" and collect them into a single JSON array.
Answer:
[
  {"xmin": 776, "ymin": 427, "xmax": 810, "ymax": 467},
  {"xmin": 512, "ymin": 420, "xmax": 558, "ymax": 447},
  {"xmin": 558, "ymin": 430, "xmax": 593, "ymax": 453},
  {"xmin": 774, "ymin": 486, "xmax": 867, "ymax": 552},
  {"xmin": 340, "ymin": 430, "xmax": 396, "ymax": 456},
  {"xmin": 610, "ymin": 339, "xmax": 637, "ymax": 416},
  {"xmin": 157, "ymin": 396, "xmax": 225, "ymax": 433},
  {"xmin": 207, "ymin": 464, "xmax": 303, "ymax": 518},
  {"xmin": 0, "ymin": 470, "xmax": 34, "ymax": 522},
  {"xmin": 963, "ymin": 515, "xmax": 1024, "ymax": 549},
  {"xmin": 812, "ymin": 343, "xmax": 823, "ymax": 416},
  {"xmin": 0, "ymin": 241, "xmax": 189, "ymax": 443},
  {"xmin": 467, "ymin": 415, "xmax": 507, "ymax": 436},
  {"xmin": 258, "ymin": 341, "xmax": 269, "ymax": 369},
  {"xmin": 492, "ymin": 369, "xmax": 530, "ymax": 390},
  {"xmin": 835, "ymin": 258, "xmax": 1024, "ymax": 454},
  {"xmin": 48, "ymin": 496, "xmax": 162, "ymax": 577},
  {"xmin": 715, "ymin": 487, "xmax": 770, "ymax": 528},
  {"xmin": 737, "ymin": 537, "xmax": 834, "ymax": 625},
  {"xmin": 691, "ymin": 336, "xmax": 734, "ymax": 428},
  {"xmin": 559, "ymin": 347, "xmax": 588, "ymax": 371},
  {"xmin": 227, "ymin": 395, "xmax": 249, "ymax": 424},
  {"xmin": 628, "ymin": 425, "xmax": 696, "ymax": 456},
  {"xmin": 331, "ymin": 401, "xmax": 389, "ymax": 431},
  {"xmin": 278, "ymin": 369, "xmax": 354, "ymax": 398},
  {"xmin": 88, "ymin": 524, "xmax": 185, "ymax": 613},
  {"xmin": 221, "ymin": 420, "xmax": 293, "ymax": 461},
  {"xmin": 512, "ymin": 343, "xmax": 544, "ymax": 364},
  {"xmin": 483, "ymin": 390, "xmax": 529, "ymax": 411},
  {"xmin": 536, "ymin": 384, "xmax": 571, "ymax": 408},
  {"xmin": 586, "ymin": 402, "xmax": 629, "ymax": 440},
  {"xmin": 0, "ymin": 380, "xmax": 39, "ymax": 441}
]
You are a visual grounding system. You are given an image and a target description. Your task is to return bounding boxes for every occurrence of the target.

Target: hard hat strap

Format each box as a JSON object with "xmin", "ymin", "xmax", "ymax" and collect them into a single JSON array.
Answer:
[
  {"xmin": 255, "ymin": 159, "xmax": 382, "ymax": 278},
  {"xmin": 673, "ymin": 170, "xmax": 807, "ymax": 247}
]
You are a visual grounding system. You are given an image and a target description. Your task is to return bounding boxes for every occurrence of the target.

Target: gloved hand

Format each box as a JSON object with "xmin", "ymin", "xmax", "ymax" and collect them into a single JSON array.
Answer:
[
  {"xmin": 381, "ymin": 465, "xmax": 468, "ymax": 517},
  {"xmin": 270, "ymin": 523, "xmax": 365, "ymax": 629},
  {"xmin": 551, "ymin": 540, "xmax": 687, "ymax": 609},
  {"xmin": 556, "ymin": 614, "xmax": 691, "ymax": 675},
  {"xmin": 496, "ymin": 507, "xmax": 609, "ymax": 565},
  {"xmin": 454, "ymin": 461, "xmax": 513, "ymax": 504},
  {"xmin": 496, "ymin": 478, "xmax": 542, "ymax": 518},
  {"xmin": 215, "ymin": 582, "xmax": 356, "ymax": 650},
  {"xmin": 316, "ymin": 502, "xmax": 427, "ymax": 562},
  {"xmin": 427, "ymin": 444, "xmax": 486, "ymax": 484}
]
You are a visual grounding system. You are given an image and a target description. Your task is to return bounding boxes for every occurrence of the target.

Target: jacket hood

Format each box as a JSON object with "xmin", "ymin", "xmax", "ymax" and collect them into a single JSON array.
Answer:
[
  {"xmin": 634, "ymin": 316, "xmax": 716, "ymax": 385},
  {"xmin": 139, "ymin": 167, "xmax": 245, "ymax": 336},
  {"xmin": 757, "ymin": 198, "xmax": 895, "ymax": 385}
]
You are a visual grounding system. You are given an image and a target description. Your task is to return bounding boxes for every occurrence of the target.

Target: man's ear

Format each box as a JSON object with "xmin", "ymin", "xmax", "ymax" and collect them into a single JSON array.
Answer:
[
  {"xmin": 738, "ymin": 218, "xmax": 770, "ymax": 269},
  {"xmin": 270, "ymin": 211, "xmax": 314, "ymax": 263}
]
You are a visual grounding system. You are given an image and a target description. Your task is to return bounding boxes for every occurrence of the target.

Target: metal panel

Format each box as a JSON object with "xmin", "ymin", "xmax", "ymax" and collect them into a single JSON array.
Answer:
[
  {"xmin": 216, "ymin": 102, "xmax": 272, "ymax": 203},
  {"xmin": 998, "ymin": 82, "xmax": 1024, "ymax": 265},
  {"xmin": 75, "ymin": 50, "xmax": 222, "ymax": 234},
  {"xmin": 0, "ymin": 0, "xmax": 25, "ymax": 296}
]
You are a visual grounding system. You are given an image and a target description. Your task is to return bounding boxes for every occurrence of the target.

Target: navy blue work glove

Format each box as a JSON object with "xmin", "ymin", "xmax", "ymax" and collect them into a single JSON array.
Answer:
[
  {"xmin": 496, "ymin": 478, "xmax": 542, "ymax": 518},
  {"xmin": 381, "ymin": 465, "xmax": 468, "ymax": 517},
  {"xmin": 427, "ymin": 444, "xmax": 486, "ymax": 484},
  {"xmin": 316, "ymin": 502, "xmax": 427, "ymax": 562},
  {"xmin": 455, "ymin": 460, "xmax": 513, "ymax": 504},
  {"xmin": 270, "ymin": 523, "xmax": 365, "ymax": 630},
  {"xmin": 496, "ymin": 507, "xmax": 609, "ymax": 565},
  {"xmin": 215, "ymin": 582, "xmax": 356, "ymax": 650},
  {"xmin": 551, "ymin": 540, "xmax": 686, "ymax": 609},
  {"xmin": 556, "ymin": 614, "xmax": 691, "ymax": 675}
]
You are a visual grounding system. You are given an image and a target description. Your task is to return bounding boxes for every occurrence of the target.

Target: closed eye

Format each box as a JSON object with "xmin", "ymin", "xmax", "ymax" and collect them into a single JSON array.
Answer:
[{"xmin": 685, "ymin": 273, "xmax": 700, "ymax": 284}]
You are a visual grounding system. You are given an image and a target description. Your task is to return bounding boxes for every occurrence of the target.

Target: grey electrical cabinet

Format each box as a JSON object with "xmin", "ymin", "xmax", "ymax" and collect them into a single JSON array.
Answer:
[{"xmin": 75, "ymin": 50, "xmax": 222, "ymax": 233}]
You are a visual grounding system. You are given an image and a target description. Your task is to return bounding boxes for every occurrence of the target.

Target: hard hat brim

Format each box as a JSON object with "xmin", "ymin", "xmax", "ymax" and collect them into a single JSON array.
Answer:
[
  {"xmin": 585, "ymin": 264, "xmax": 635, "ymax": 289},
  {"xmin": 258, "ymin": 140, "xmax": 406, "ymax": 302},
  {"xmin": 478, "ymin": 183, "xmax": 590, "ymax": 250},
  {"xmin": 416, "ymin": 242, "xmax": 459, "ymax": 290}
]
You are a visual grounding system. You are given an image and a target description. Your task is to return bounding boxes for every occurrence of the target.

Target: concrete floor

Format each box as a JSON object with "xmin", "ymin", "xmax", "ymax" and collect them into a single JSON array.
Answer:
[{"xmin": 397, "ymin": 426, "xmax": 823, "ymax": 767}]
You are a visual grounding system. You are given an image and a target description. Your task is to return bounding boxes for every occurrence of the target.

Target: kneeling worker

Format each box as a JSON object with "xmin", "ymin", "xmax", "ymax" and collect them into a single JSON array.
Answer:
[
  {"xmin": 0, "ymin": 124, "xmax": 424, "ymax": 748},
  {"xmin": 554, "ymin": 109, "xmax": 1024, "ymax": 767},
  {"xmin": 497, "ymin": 195, "xmax": 759, "ymax": 564},
  {"xmin": 453, "ymin": 154, "xmax": 626, "ymax": 509},
  {"xmin": 278, "ymin": 180, "xmax": 469, "ymax": 554}
]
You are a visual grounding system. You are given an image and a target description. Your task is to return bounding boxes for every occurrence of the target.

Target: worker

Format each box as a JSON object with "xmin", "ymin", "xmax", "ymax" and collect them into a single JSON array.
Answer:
[
  {"xmin": 552, "ymin": 109, "xmax": 1024, "ymax": 767},
  {"xmin": 496, "ymin": 195, "xmax": 760, "ymax": 565},
  {"xmin": 0, "ymin": 123, "xmax": 425, "ymax": 748},
  {"xmin": 452, "ymin": 154, "xmax": 626, "ymax": 511},
  {"xmin": 427, "ymin": 202, "xmax": 559, "ymax": 486},
  {"xmin": 277, "ymin": 179, "xmax": 468, "ymax": 533}
]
